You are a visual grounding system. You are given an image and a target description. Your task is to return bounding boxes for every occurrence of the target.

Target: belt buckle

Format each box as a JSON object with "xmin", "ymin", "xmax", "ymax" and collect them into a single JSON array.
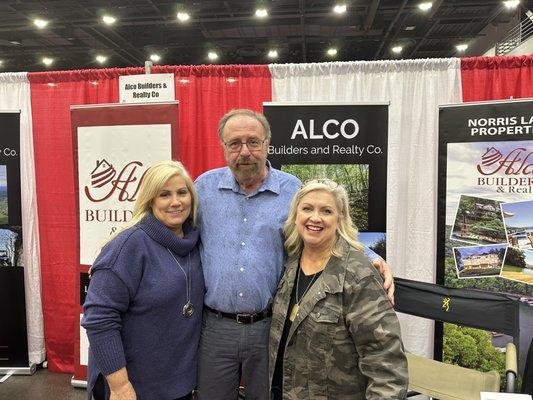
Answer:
[{"xmin": 236, "ymin": 313, "xmax": 252, "ymax": 324}]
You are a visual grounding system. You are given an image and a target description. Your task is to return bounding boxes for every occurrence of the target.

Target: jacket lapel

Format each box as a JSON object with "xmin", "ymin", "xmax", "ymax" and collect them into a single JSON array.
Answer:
[{"xmin": 287, "ymin": 249, "xmax": 348, "ymax": 339}]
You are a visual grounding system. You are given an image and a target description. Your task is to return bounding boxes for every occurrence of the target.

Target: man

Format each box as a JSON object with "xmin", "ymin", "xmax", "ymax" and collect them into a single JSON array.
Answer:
[{"xmin": 195, "ymin": 109, "xmax": 394, "ymax": 400}]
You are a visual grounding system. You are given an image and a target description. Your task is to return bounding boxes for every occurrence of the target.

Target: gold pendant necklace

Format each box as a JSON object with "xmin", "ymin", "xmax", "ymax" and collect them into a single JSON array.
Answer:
[{"xmin": 289, "ymin": 266, "xmax": 320, "ymax": 322}]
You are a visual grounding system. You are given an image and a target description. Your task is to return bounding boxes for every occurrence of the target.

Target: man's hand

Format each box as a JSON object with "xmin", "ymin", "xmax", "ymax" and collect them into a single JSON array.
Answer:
[{"xmin": 372, "ymin": 259, "xmax": 395, "ymax": 305}]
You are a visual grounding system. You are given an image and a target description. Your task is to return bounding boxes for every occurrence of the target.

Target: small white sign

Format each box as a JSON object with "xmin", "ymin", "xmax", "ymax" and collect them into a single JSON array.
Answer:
[
  {"xmin": 119, "ymin": 73, "xmax": 175, "ymax": 103},
  {"xmin": 480, "ymin": 393, "xmax": 532, "ymax": 400}
]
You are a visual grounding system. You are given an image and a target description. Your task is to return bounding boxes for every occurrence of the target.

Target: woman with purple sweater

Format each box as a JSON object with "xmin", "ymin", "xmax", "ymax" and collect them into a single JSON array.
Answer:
[{"xmin": 82, "ymin": 160, "xmax": 203, "ymax": 400}]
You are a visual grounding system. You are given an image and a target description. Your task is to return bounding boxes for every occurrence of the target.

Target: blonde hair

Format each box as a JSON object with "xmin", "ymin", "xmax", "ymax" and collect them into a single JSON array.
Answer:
[
  {"xmin": 103, "ymin": 160, "xmax": 198, "ymax": 245},
  {"xmin": 284, "ymin": 179, "xmax": 363, "ymax": 258}
]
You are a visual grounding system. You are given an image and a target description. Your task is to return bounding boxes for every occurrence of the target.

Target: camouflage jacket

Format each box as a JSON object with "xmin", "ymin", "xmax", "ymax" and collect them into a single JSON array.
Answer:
[{"xmin": 269, "ymin": 239, "xmax": 408, "ymax": 399}]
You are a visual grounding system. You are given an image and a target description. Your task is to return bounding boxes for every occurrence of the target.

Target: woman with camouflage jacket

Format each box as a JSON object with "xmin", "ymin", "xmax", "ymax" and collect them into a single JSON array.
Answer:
[{"xmin": 269, "ymin": 179, "xmax": 408, "ymax": 400}]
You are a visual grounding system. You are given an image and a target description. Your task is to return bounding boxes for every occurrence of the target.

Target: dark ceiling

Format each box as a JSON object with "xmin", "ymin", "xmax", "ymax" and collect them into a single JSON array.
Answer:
[{"xmin": 0, "ymin": 0, "xmax": 530, "ymax": 72}]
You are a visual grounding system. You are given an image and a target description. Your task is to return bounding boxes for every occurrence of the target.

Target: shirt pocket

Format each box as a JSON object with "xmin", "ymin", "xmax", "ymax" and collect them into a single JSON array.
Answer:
[{"xmin": 305, "ymin": 301, "xmax": 341, "ymax": 347}]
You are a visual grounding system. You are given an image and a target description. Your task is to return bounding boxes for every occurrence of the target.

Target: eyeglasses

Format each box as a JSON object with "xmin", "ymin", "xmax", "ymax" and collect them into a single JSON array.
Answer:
[{"xmin": 223, "ymin": 138, "xmax": 267, "ymax": 153}]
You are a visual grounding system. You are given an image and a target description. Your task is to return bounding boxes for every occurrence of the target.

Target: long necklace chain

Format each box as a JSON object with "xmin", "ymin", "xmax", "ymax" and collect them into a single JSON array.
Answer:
[
  {"xmin": 295, "ymin": 266, "xmax": 320, "ymax": 305},
  {"xmin": 289, "ymin": 265, "xmax": 321, "ymax": 322},
  {"xmin": 167, "ymin": 248, "xmax": 193, "ymax": 317}
]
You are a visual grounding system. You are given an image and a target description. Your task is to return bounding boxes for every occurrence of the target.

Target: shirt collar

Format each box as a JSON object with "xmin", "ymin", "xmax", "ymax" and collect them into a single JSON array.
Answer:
[{"xmin": 218, "ymin": 160, "xmax": 280, "ymax": 196}]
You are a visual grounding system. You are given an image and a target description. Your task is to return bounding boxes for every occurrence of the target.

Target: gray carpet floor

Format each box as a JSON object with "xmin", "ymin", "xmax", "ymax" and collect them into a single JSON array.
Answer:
[{"xmin": 0, "ymin": 368, "xmax": 86, "ymax": 400}]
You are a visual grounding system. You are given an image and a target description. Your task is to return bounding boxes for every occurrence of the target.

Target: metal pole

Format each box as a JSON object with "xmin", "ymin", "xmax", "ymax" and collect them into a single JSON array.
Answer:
[{"xmin": 145, "ymin": 61, "xmax": 153, "ymax": 74}]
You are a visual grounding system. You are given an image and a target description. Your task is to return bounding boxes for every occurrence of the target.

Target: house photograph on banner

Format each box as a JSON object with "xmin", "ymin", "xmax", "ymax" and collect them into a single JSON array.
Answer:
[{"xmin": 264, "ymin": 103, "xmax": 388, "ymax": 258}]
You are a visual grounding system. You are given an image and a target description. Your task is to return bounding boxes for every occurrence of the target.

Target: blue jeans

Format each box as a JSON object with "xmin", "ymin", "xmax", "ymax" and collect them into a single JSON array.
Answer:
[{"xmin": 197, "ymin": 309, "xmax": 270, "ymax": 400}]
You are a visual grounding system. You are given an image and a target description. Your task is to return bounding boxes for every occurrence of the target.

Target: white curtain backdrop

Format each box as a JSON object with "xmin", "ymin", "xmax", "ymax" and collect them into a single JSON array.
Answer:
[
  {"xmin": 0, "ymin": 72, "xmax": 45, "ymax": 364},
  {"xmin": 269, "ymin": 59, "xmax": 463, "ymax": 358}
]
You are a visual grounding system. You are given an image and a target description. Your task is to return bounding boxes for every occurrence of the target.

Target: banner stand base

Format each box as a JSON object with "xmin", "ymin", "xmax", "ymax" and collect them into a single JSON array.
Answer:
[
  {"xmin": 0, "ymin": 364, "xmax": 37, "ymax": 376},
  {"xmin": 71, "ymin": 376, "xmax": 88, "ymax": 388}
]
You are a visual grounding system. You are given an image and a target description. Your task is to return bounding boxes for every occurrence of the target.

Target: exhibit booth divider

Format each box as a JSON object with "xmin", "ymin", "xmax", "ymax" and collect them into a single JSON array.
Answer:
[{"xmin": 0, "ymin": 55, "xmax": 532, "ymax": 376}]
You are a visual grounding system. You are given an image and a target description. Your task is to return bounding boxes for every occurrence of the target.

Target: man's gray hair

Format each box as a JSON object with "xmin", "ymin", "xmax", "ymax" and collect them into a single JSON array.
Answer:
[{"xmin": 217, "ymin": 109, "xmax": 272, "ymax": 141}]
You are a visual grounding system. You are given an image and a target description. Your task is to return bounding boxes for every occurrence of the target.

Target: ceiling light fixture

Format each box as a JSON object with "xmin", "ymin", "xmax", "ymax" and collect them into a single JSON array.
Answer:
[
  {"xmin": 47, "ymin": 83, "xmax": 56, "ymax": 87},
  {"xmin": 177, "ymin": 12, "xmax": 190, "ymax": 22},
  {"xmin": 102, "ymin": 15, "xmax": 116, "ymax": 25},
  {"xmin": 418, "ymin": 2, "xmax": 433, "ymax": 11},
  {"xmin": 503, "ymin": 0, "xmax": 520, "ymax": 9},
  {"xmin": 9, "ymin": 40, "xmax": 21, "ymax": 45},
  {"xmin": 42, "ymin": 57, "xmax": 54, "ymax": 66},
  {"xmin": 227, "ymin": 77, "xmax": 237, "ymax": 83},
  {"xmin": 91, "ymin": 81, "xmax": 99, "ymax": 85},
  {"xmin": 267, "ymin": 49, "xmax": 279, "ymax": 59},
  {"xmin": 34, "ymin": 19, "xmax": 49, "ymax": 29},
  {"xmin": 391, "ymin": 46, "xmax": 403, "ymax": 54},
  {"xmin": 327, "ymin": 48, "xmax": 338, "ymax": 56},
  {"xmin": 405, "ymin": 26, "xmax": 416, "ymax": 31},
  {"xmin": 456, "ymin": 43, "xmax": 468, "ymax": 52},
  {"xmin": 333, "ymin": 4, "xmax": 347, "ymax": 14},
  {"xmin": 208, "ymin": 51, "xmax": 219, "ymax": 61},
  {"xmin": 96, "ymin": 55, "xmax": 107, "ymax": 64},
  {"xmin": 255, "ymin": 8, "xmax": 268, "ymax": 18},
  {"xmin": 150, "ymin": 54, "xmax": 161, "ymax": 62}
]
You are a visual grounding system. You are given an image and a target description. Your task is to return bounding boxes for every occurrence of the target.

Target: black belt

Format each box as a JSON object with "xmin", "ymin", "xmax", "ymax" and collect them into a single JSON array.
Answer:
[{"xmin": 205, "ymin": 306, "xmax": 272, "ymax": 324}]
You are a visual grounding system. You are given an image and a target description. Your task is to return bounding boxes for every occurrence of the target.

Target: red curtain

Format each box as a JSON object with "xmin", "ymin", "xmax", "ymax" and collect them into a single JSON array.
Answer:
[
  {"xmin": 461, "ymin": 55, "xmax": 533, "ymax": 101},
  {"xmin": 29, "ymin": 65, "xmax": 271, "ymax": 372}
]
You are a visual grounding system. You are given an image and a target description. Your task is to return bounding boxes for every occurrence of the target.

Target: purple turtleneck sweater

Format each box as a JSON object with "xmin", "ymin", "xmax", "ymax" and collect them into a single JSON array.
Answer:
[{"xmin": 81, "ymin": 213, "xmax": 203, "ymax": 400}]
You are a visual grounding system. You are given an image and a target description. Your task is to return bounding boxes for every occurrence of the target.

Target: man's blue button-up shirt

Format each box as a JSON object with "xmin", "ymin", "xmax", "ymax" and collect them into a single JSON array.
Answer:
[
  {"xmin": 195, "ymin": 164, "xmax": 381, "ymax": 314},
  {"xmin": 195, "ymin": 164, "xmax": 301, "ymax": 313}
]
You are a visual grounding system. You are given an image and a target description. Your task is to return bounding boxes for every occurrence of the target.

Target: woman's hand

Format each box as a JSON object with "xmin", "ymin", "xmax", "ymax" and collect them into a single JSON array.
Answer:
[
  {"xmin": 372, "ymin": 259, "xmax": 395, "ymax": 305},
  {"xmin": 109, "ymin": 381, "xmax": 137, "ymax": 400},
  {"xmin": 107, "ymin": 368, "xmax": 137, "ymax": 400},
  {"xmin": 109, "ymin": 381, "xmax": 136, "ymax": 400}
]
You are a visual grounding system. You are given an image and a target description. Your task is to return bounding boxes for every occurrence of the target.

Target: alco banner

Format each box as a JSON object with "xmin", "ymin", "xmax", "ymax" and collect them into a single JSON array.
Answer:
[
  {"xmin": 0, "ymin": 111, "xmax": 27, "ymax": 370},
  {"xmin": 264, "ymin": 103, "xmax": 388, "ymax": 257},
  {"xmin": 71, "ymin": 102, "xmax": 179, "ymax": 384},
  {"xmin": 437, "ymin": 99, "xmax": 533, "ymax": 373}
]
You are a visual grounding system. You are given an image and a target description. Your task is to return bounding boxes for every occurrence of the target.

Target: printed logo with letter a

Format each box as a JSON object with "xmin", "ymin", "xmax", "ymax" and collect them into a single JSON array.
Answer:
[{"xmin": 84, "ymin": 159, "xmax": 145, "ymax": 203}]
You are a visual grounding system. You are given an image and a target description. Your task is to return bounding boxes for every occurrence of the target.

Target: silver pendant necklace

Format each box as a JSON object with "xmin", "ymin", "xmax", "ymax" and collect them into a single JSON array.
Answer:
[{"xmin": 167, "ymin": 248, "xmax": 194, "ymax": 318}]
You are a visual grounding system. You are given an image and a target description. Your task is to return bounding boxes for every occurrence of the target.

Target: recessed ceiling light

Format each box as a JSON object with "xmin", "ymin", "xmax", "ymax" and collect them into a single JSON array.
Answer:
[
  {"xmin": 150, "ymin": 54, "xmax": 161, "ymax": 62},
  {"xmin": 208, "ymin": 51, "xmax": 219, "ymax": 61},
  {"xmin": 91, "ymin": 81, "xmax": 99, "ymax": 85},
  {"xmin": 102, "ymin": 15, "xmax": 116, "ymax": 25},
  {"xmin": 255, "ymin": 8, "xmax": 268, "ymax": 18},
  {"xmin": 47, "ymin": 83, "xmax": 56, "ymax": 87},
  {"xmin": 327, "ymin": 48, "xmax": 338, "ymax": 56},
  {"xmin": 418, "ymin": 2, "xmax": 433, "ymax": 11},
  {"xmin": 267, "ymin": 49, "xmax": 279, "ymax": 59},
  {"xmin": 42, "ymin": 57, "xmax": 54, "ymax": 66},
  {"xmin": 95, "ymin": 55, "xmax": 107, "ymax": 64},
  {"xmin": 177, "ymin": 12, "xmax": 190, "ymax": 22},
  {"xmin": 391, "ymin": 45, "xmax": 403, "ymax": 54},
  {"xmin": 503, "ymin": 0, "xmax": 520, "ymax": 9},
  {"xmin": 405, "ymin": 26, "xmax": 416, "ymax": 31},
  {"xmin": 9, "ymin": 40, "xmax": 21, "ymax": 45},
  {"xmin": 34, "ymin": 19, "xmax": 49, "ymax": 29},
  {"xmin": 333, "ymin": 4, "xmax": 347, "ymax": 14},
  {"xmin": 227, "ymin": 77, "xmax": 237, "ymax": 83},
  {"xmin": 456, "ymin": 43, "xmax": 468, "ymax": 52}
]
